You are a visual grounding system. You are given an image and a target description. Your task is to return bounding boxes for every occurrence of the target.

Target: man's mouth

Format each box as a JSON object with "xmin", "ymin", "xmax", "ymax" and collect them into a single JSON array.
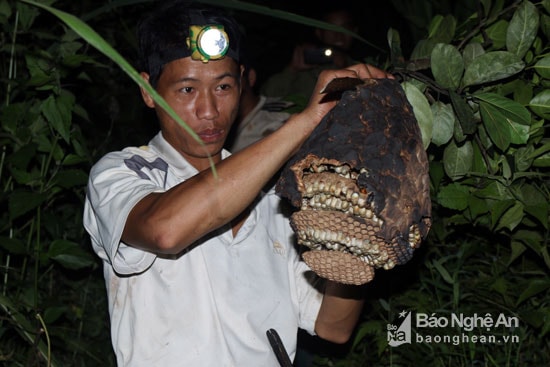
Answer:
[{"xmin": 197, "ymin": 128, "xmax": 224, "ymax": 143}]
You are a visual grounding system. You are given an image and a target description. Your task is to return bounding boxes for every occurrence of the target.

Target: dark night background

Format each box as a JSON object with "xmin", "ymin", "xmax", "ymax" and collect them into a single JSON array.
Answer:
[
  {"xmin": 70, "ymin": 0, "xmax": 421, "ymax": 148},
  {"xmin": 231, "ymin": 0, "xmax": 413, "ymax": 87},
  {"xmin": 3, "ymin": 0, "xmax": 548, "ymax": 365}
]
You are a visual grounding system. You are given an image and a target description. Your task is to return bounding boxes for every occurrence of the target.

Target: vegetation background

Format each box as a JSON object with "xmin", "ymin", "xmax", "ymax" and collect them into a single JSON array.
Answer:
[{"xmin": 1, "ymin": 0, "xmax": 548, "ymax": 366}]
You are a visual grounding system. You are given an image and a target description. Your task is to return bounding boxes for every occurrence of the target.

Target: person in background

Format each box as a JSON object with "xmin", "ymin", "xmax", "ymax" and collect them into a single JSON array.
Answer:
[
  {"xmin": 225, "ymin": 52, "xmax": 293, "ymax": 153},
  {"xmin": 83, "ymin": 0, "xmax": 393, "ymax": 365},
  {"xmin": 261, "ymin": 4, "xmax": 360, "ymax": 104}
]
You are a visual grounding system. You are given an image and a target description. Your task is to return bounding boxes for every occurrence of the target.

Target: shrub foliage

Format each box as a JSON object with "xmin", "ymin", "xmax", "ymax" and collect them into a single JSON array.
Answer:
[{"xmin": 0, "ymin": 0, "xmax": 548, "ymax": 366}]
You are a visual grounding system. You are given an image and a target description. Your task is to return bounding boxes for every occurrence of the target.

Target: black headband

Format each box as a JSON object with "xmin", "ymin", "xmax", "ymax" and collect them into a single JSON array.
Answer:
[{"xmin": 147, "ymin": 10, "xmax": 240, "ymax": 78}]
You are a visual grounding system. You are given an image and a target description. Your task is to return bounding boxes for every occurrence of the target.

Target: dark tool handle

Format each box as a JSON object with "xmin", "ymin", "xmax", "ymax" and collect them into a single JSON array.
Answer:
[{"xmin": 266, "ymin": 328, "xmax": 293, "ymax": 367}]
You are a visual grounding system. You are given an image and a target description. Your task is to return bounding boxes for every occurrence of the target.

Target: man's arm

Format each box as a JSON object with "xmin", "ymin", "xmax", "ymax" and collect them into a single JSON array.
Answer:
[
  {"xmin": 315, "ymin": 281, "xmax": 366, "ymax": 344},
  {"xmin": 122, "ymin": 64, "xmax": 392, "ymax": 256}
]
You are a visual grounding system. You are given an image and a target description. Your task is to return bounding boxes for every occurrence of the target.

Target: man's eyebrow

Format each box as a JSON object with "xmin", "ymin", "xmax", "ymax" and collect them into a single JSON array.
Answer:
[
  {"xmin": 173, "ymin": 77, "xmax": 197, "ymax": 84},
  {"xmin": 172, "ymin": 72, "xmax": 239, "ymax": 84},
  {"xmin": 214, "ymin": 72, "xmax": 240, "ymax": 81}
]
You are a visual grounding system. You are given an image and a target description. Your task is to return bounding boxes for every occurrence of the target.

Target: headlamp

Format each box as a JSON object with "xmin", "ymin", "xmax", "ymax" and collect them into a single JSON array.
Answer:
[
  {"xmin": 146, "ymin": 17, "xmax": 240, "ymax": 85},
  {"xmin": 187, "ymin": 25, "xmax": 230, "ymax": 63}
]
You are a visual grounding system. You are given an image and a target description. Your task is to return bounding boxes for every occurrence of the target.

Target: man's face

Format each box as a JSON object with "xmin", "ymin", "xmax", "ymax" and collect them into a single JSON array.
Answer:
[
  {"xmin": 317, "ymin": 10, "xmax": 356, "ymax": 51},
  {"xmin": 144, "ymin": 56, "xmax": 242, "ymax": 170}
]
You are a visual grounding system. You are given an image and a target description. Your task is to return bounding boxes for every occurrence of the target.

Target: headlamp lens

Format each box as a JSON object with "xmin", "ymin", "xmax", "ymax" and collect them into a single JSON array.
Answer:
[
  {"xmin": 188, "ymin": 25, "xmax": 229, "ymax": 62},
  {"xmin": 199, "ymin": 28, "xmax": 228, "ymax": 56}
]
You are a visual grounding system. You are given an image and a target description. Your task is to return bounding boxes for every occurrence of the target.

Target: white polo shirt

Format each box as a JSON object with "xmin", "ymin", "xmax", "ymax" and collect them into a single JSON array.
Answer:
[
  {"xmin": 83, "ymin": 132, "xmax": 322, "ymax": 367},
  {"xmin": 228, "ymin": 95, "xmax": 291, "ymax": 152}
]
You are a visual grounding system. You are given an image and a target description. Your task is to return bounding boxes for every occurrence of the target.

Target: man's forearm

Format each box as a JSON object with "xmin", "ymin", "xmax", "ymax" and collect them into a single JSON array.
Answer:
[{"xmin": 315, "ymin": 281, "xmax": 366, "ymax": 344}]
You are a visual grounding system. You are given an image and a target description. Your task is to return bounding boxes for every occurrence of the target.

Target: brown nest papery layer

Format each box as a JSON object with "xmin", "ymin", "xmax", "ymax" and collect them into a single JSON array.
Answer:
[{"xmin": 277, "ymin": 78, "xmax": 431, "ymax": 285}]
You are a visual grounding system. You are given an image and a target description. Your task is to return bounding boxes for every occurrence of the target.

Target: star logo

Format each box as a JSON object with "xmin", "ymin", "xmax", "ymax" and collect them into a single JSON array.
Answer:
[{"xmin": 387, "ymin": 310, "xmax": 412, "ymax": 347}]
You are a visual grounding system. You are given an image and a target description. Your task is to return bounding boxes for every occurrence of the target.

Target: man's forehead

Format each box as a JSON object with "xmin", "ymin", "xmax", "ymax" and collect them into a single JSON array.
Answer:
[{"xmin": 160, "ymin": 57, "xmax": 240, "ymax": 81}]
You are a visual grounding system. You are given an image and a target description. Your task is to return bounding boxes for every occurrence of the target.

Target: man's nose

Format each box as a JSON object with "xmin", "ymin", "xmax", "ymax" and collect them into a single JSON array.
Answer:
[{"xmin": 196, "ymin": 91, "xmax": 219, "ymax": 120}]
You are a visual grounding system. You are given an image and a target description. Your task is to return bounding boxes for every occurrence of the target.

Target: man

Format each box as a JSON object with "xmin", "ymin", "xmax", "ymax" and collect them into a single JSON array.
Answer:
[
  {"xmin": 225, "ymin": 55, "xmax": 293, "ymax": 153},
  {"xmin": 261, "ymin": 5, "xmax": 360, "ymax": 104},
  {"xmin": 83, "ymin": 1, "xmax": 392, "ymax": 365}
]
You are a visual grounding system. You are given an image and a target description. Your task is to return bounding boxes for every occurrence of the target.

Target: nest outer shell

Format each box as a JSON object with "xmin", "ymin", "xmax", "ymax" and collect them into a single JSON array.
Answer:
[{"xmin": 276, "ymin": 78, "xmax": 431, "ymax": 242}]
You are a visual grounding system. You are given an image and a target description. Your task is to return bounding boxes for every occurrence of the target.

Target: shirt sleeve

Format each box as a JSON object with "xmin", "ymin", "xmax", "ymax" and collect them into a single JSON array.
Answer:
[
  {"xmin": 83, "ymin": 148, "xmax": 165, "ymax": 275},
  {"xmin": 265, "ymin": 190, "xmax": 324, "ymax": 335},
  {"xmin": 291, "ymin": 247, "xmax": 324, "ymax": 335}
]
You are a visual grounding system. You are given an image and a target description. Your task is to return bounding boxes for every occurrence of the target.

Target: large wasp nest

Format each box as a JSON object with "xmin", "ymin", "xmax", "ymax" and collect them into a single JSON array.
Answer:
[{"xmin": 276, "ymin": 78, "xmax": 431, "ymax": 285}]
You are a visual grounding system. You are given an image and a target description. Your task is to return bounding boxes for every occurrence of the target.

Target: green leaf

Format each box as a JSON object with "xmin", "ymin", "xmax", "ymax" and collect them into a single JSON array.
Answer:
[
  {"xmin": 431, "ymin": 43, "xmax": 464, "ymax": 90},
  {"xmin": 450, "ymin": 91, "xmax": 477, "ymax": 135},
  {"xmin": 520, "ymin": 182, "xmax": 548, "ymax": 207},
  {"xmin": 7, "ymin": 143, "xmax": 37, "ymax": 170},
  {"xmin": 16, "ymin": 0, "xmax": 42, "ymax": 31},
  {"xmin": 25, "ymin": 53, "xmax": 53, "ymax": 87},
  {"xmin": 476, "ymin": 93, "xmax": 531, "ymax": 151},
  {"xmin": 427, "ymin": 15, "xmax": 444, "ymax": 39},
  {"xmin": 52, "ymin": 169, "xmax": 88, "ymax": 189},
  {"xmin": 508, "ymin": 241, "xmax": 526, "ymax": 265},
  {"xmin": 21, "ymin": 0, "xmax": 218, "ymax": 176},
  {"xmin": 0, "ymin": 237, "xmax": 29, "ymax": 255},
  {"xmin": 519, "ymin": 309, "xmax": 547, "ymax": 328},
  {"xmin": 428, "ymin": 14, "xmax": 456, "ymax": 44},
  {"xmin": 463, "ymin": 51, "xmax": 524, "ymax": 87},
  {"xmin": 506, "ymin": 0, "xmax": 539, "ymax": 59},
  {"xmin": 443, "ymin": 140, "xmax": 473, "ymax": 179},
  {"xmin": 437, "ymin": 183, "xmax": 470, "ymax": 210},
  {"xmin": 514, "ymin": 145, "xmax": 534, "ymax": 171},
  {"xmin": 429, "ymin": 161, "xmax": 445, "ymax": 192},
  {"xmin": 42, "ymin": 93, "xmax": 74, "ymax": 143},
  {"xmin": 62, "ymin": 153, "xmax": 88, "ymax": 165},
  {"xmin": 495, "ymin": 201, "xmax": 524, "ymax": 231},
  {"xmin": 492, "ymin": 277, "xmax": 508, "ymax": 297},
  {"xmin": 453, "ymin": 115, "xmax": 467, "ymax": 142},
  {"xmin": 512, "ymin": 79, "xmax": 534, "ymax": 105},
  {"xmin": 467, "ymin": 195, "xmax": 489, "ymax": 220},
  {"xmin": 528, "ymin": 141, "xmax": 550, "ymax": 160},
  {"xmin": 543, "ymin": 13, "xmax": 550, "ymax": 41},
  {"xmin": 410, "ymin": 39, "xmax": 437, "ymax": 63},
  {"xmin": 48, "ymin": 240, "xmax": 96, "ymax": 270},
  {"xmin": 43, "ymin": 306, "xmax": 68, "ymax": 324},
  {"xmin": 0, "ymin": 295, "xmax": 54, "ymax": 365},
  {"xmin": 10, "ymin": 167, "xmax": 38, "ymax": 185},
  {"xmin": 0, "ymin": 0, "xmax": 13, "ymax": 19},
  {"xmin": 474, "ymin": 181, "xmax": 511, "ymax": 201},
  {"xmin": 430, "ymin": 102, "xmax": 455, "ymax": 146},
  {"xmin": 519, "ymin": 185, "xmax": 548, "ymax": 227},
  {"xmin": 485, "ymin": 19, "xmax": 508, "ymax": 49},
  {"xmin": 387, "ymin": 28, "xmax": 404, "ymax": 67},
  {"xmin": 516, "ymin": 279, "xmax": 550, "ymax": 306},
  {"xmin": 378, "ymin": 298, "xmax": 390, "ymax": 312},
  {"xmin": 462, "ymin": 42, "xmax": 485, "ymax": 68},
  {"xmin": 534, "ymin": 55, "xmax": 550, "ymax": 79},
  {"xmin": 533, "ymin": 152, "xmax": 550, "ymax": 167},
  {"xmin": 432, "ymin": 259, "xmax": 454, "ymax": 284},
  {"xmin": 471, "ymin": 140, "xmax": 488, "ymax": 173},
  {"xmin": 401, "ymin": 82, "xmax": 433, "ymax": 149},
  {"xmin": 8, "ymin": 190, "xmax": 48, "ymax": 220},
  {"xmin": 490, "ymin": 199, "xmax": 515, "ymax": 228},
  {"xmin": 1, "ymin": 102, "xmax": 27, "ymax": 133},
  {"xmin": 475, "ymin": 92, "xmax": 531, "ymax": 125},
  {"xmin": 529, "ymin": 89, "xmax": 550, "ymax": 119},
  {"xmin": 524, "ymin": 204, "xmax": 549, "ymax": 229}
]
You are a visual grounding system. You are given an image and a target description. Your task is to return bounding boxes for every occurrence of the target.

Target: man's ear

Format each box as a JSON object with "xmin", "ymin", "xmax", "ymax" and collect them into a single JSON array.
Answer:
[
  {"xmin": 248, "ymin": 68, "xmax": 257, "ymax": 89},
  {"xmin": 139, "ymin": 72, "xmax": 155, "ymax": 108},
  {"xmin": 239, "ymin": 64, "xmax": 246, "ymax": 84}
]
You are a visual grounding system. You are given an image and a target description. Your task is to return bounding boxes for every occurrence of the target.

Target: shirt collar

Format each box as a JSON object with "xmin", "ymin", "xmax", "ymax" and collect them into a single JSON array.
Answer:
[{"xmin": 149, "ymin": 131, "xmax": 230, "ymax": 177}]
